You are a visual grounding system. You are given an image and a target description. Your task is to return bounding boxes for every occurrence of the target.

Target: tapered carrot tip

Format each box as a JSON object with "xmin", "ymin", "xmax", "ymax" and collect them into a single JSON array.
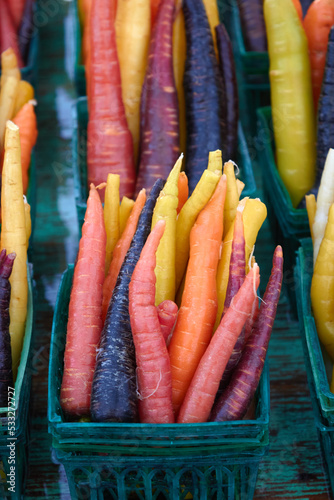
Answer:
[{"xmin": 6, "ymin": 121, "xmax": 19, "ymax": 132}]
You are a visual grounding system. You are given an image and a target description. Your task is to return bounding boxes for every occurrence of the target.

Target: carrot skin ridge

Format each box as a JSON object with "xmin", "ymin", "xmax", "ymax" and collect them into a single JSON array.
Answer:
[
  {"xmin": 177, "ymin": 265, "xmax": 260, "ymax": 424},
  {"xmin": 0, "ymin": 252, "xmax": 15, "ymax": 407},
  {"xmin": 216, "ymin": 24, "xmax": 239, "ymax": 160},
  {"xmin": 136, "ymin": 0, "xmax": 180, "ymax": 194},
  {"xmin": 129, "ymin": 220, "xmax": 175, "ymax": 424},
  {"xmin": 60, "ymin": 186, "xmax": 106, "ymax": 418},
  {"xmin": 91, "ymin": 179, "xmax": 164, "ymax": 422},
  {"xmin": 87, "ymin": 0, "xmax": 136, "ymax": 201},
  {"xmin": 210, "ymin": 246, "xmax": 283, "ymax": 422},
  {"xmin": 183, "ymin": 0, "xmax": 226, "ymax": 193},
  {"xmin": 156, "ymin": 300, "xmax": 178, "ymax": 344}
]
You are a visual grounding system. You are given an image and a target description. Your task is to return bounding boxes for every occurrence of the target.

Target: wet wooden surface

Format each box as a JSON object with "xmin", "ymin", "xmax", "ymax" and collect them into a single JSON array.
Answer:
[{"xmin": 24, "ymin": 1, "xmax": 331, "ymax": 498}]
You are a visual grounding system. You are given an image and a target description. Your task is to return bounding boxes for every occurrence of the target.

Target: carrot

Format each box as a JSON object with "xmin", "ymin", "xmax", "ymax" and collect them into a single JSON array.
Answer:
[
  {"xmin": 0, "ymin": 76, "xmax": 19, "ymax": 152},
  {"xmin": 291, "ymin": 0, "xmax": 303, "ymax": 20},
  {"xmin": 12, "ymin": 101, "xmax": 38, "ymax": 194},
  {"xmin": 223, "ymin": 161, "xmax": 240, "ymax": 237},
  {"xmin": 210, "ymin": 247, "xmax": 283, "ymax": 421},
  {"xmin": 202, "ymin": 0, "xmax": 220, "ymax": 56},
  {"xmin": 169, "ymin": 176, "xmax": 227, "ymax": 413},
  {"xmin": 151, "ymin": 155, "xmax": 182, "ymax": 305},
  {"xmin": 129, "ymin": 220, "xmax": 175, "ymax": 423},
  {"xmin": 151, "ymin": 0, "xmax": 161, "ymax": 26},
  {"xmin": 237, "ymin": 179, "xmax": 245, "ymax": 197},
  {"xmin": 156, "ymin": 300, "xmax": 178, "ymax": 344},
  {"xmin": 207, "ymin": 150, "xmax": 223, "ymax": 174},
  {"xmin": 103, "ymin": 174, "xmax": 120, "ymax": 276},
  {"xmin": 0, "ymin": 251, "xmax": 15, "ymax": 407},
  {"xmin": 87, "ymin": 0, "xmax": 136, "ymax": 201},
  {"xmin": 304, "ymin": 0, "xmax": 334, "ymax": 111},
  {"xmin": 177, "ymin": 171, "xmax": 188, "ymax": 215},
  {"xmin": 91, "ymin": 179, "xmax": 164, "ymax": 422},
  {"xmin": 0, "ymin": 48, "xmax": 20, "ymax": 89},
  {"xmin": 173, "ymin": 0, "xmax": 187, "ymax": 156},
  {"xmin": 115, "ymin": 0, "xmax": 151, "ymax": 166},
  {"xmin": 136, "ymin": 0, "xmax": 179, "ymax": 193},
  {"xmin": 13, "ymin": 81, "xmax": 34, "ymax": 117},
  {"xmin": 306, "ymin": 194, "xmax": 317, "ymax": 243},
  {"xmin": 102, "ymin": 189, "xmax": 147, "ymax": 323},
  {"xmin": 1, "ymin": 121, "xmax": 27, "ymax": 379},
  {"xmin": 24, "ymin": 196, "xmax": 31, "ymax": 248},
  {"xmin": 177, "ymin": 264, "xmax": 260, "ymax": 424},
  {"xmin": 119, "ymin": 196, "xmax": 135, "ymax": 235},
  {"xmin": 237, "ymin": 0, "xmax": 267, "ymax": 52},
  {"xmin": 0, "ymin": 0, "xmax": 23, "ymax": 67},
  {"xmin": 60, "ymin": 184, "xmax": 106, "ymax": 418},
  {"xmin": 18, "ymin": 0, "xmax": 34, "ymax": 66},
  {"xmin": 8, "ymin": 0, "xmax": 26, "ymax": 31},
  {"xmin": 81, "ymin": 0, "xmax": 92, "ymax": 65}
]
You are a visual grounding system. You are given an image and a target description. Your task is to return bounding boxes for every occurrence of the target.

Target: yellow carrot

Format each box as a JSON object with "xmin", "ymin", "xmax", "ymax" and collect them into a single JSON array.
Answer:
[
  {"xmin": 237, "ymin": 179, "xmax": 245, "ymax": 197},
  {"xmin": 24, "ymin": 197, "xmax": 31, "ymax": 249},
  {"xmin": 175, "ymin": 168, "xmax": 221, "ymax": 291},
  {"xmin": 152, "ymin": 155, "xmax": 182, "ymax": 304},
  {"xmin": 202, "ymin": 0, "xmax": 220, "ymax": 56},
  {"xmin": 305, "ymin": 194, "xmax": 317, "ymax": 244},
  {"xmin": 119, "ymin": 196, "xmax": 135, "ymax": 235},
  {"xmin": 311, "ymin": 203, "xmax": 334, "ymax": 361},
  {"xmin": 223, "ymin": 161, "xmax": 239, "ymax": 237},
  {"xmin": 104, "ymin": 174, "xmax": 120, "ymax": 275},
  {"xmin": 1, "ymin": 121, "xmax": 27, "ymax": 379},
  {"xmin": 173, "ymin": 0, "xmax": 187, "ymax": 156},
  {"xmin": 0, "ymin": 48, "xmax": 21, "ymax": 90},
  {"xmin": 115, "ymin": 0, "xmax": 151, "ymax": 165},
  {"xmin": 0, "ymin": 76, "xmax": 19, "ymax": 151},
  {"xmin": 215, "ymin": 198, "xmax": 267, "ymax": 330},
  {"xmin": 13, "ymin": 81, "xmax": 35, "ymax": 117},
  {"xmin": 207, "ymin": 149, "xmax": 222, "ymax": 174}
]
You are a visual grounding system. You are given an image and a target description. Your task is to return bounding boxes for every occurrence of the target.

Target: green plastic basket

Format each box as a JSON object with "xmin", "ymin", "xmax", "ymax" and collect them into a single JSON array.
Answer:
[
  {"xmin": 217, "ymin": 0, "xmax": 270, "ymax": 139},
  {"xmin": 295, "ymin": 244, "xmax": 334, "ymax": 497},
  {"xmin": 0, "ymin": 265, "xmax": 34, "ymax": 499},
  {"xmin": 256, "ymin": 106, "xmax": 310, "ymax": 315},
  {"xmin": 48, "ymin": 265, "xmax": 270, "ymax": 499},
  {"xmin": 72, "ymin": 96, "xmax": 257, "ymax": 231},
  {"xmin": 72, "ymin": 0, "xmax": 86, "ymax": 97}
]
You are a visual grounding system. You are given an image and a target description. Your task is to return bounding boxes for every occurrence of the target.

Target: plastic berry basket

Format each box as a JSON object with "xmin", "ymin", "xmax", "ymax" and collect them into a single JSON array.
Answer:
[
  {"xmin": 256, "ymin": 106, "xmax": 310, "ymax": 316},
  {"xmin": 48, "ymin": 265, "xmax": 269, "ymax": 499},
  {"xmin": 0, "ymin": 265, "xmax": 34, "ymax": 499},
  {"xmin": 72, "ymin": 96, "xmax": 257, "ymax": 231}
]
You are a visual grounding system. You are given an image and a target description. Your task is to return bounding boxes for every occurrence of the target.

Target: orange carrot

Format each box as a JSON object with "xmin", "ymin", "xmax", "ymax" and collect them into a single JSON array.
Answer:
[
  {"xmin": 60, "ymin": 184, "xmax": 106, "ymax": 417},
  {"xmin": 168, "ymin": 176, "xmax": 227, "ymax": 414},
  {"xmin": 156, "ymin": 300, "xmax": 178, "ymax": 344},
  {"xmin": 177, "ymin": 264, "xmax": 260, "ymax": 424},
  {"xmin": 102, "ymin": 189, "xmax": 146, "ymax": 322},
  {"xmin": 87, "ymin": 0, "xmax": 136, "ymax": 201},
  {"xmin": 291, "ymin": 0, "xmax": 303, "ymax": 20},
  {"xmin": 129, "ymin": 219, "xmax": 175, "ymax": 423},
  {"xmin": 177, "ymin": 171, "xmax": 189, "ymax": 214},
  {"xmin": 12, "ymin": 101, "xmax": 38, "ymax": 194},
  {"xmin": 304, "ymin": 0, "xmax": 334, "ymax": 110}
]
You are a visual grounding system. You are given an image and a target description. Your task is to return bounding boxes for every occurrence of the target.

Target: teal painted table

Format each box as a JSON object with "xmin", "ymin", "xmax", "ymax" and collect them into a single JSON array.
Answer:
[{"xmin": 24, "ymin": 1, "xmax": 331, "ymax": 498}]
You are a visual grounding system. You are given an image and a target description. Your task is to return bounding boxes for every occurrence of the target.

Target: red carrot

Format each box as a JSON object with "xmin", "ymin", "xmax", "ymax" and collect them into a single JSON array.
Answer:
[
  {"xmin": 8, "ymin": 0, "xmax": 26, "ymax": 31},
  {"xmin": 169, "ymin": 176, "xmax": 226, "ymax": 414},
  {"xmin": 177, "ymin": 171, "xmax": 189, "ymax": 215},
  {"xmin": 150, "ymin": 0, "xmax": 161, "ymax": 26},
  {"xmin": 304, "ymin": 0, "xmax": 334, "ymax": 111},
  {"xmin": 0, "ymin": 0, "xmax": 23, "ymax": 67},
  {"xmin": 210, "ymin": 246, "xmax": 283, "ymax": 422},
  {"xmin": 135, "ymin": 0, "xmax": 179, "ymax": 193},
  {"xmin": 156, "ymin": 300, "xmax": 178, "ymax": 344},
  {"xmin": 129, "ymin": 219, "xmax": 175, "ymax": 423},
  {"xmin": 12, "ymin": 101, "xmax": 38, "ymax": 194},
  {"xmin": 177, "ymin": 264, "xmax": 260, "ymax": 424},
  {"xmin": 60, "ymin": 184, "xmax": 106, "ymax": 417},
  {"xmin": 87, "ymin": 0, "xmax": 136, "ymax": 201},
  {"xmin": 102, "ymin": 189, "xmax": 146, "ymax": 322}
]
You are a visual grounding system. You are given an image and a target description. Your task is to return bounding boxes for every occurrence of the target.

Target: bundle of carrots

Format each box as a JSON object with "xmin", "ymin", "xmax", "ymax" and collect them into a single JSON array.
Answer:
[
  {"xmin": 0, "ymin": 48, "xmax": 38, "ymax": 194},
  {"xmin": 78, "ymin": 0, "xmax": 239, "ymax": 200},
  {"xmin": 60, "ymin": 152, "xmax": 283, "ymax": 424},
  {"xmin": 0, "ymin": 0, "xmax": 35, "ymax": 68}
]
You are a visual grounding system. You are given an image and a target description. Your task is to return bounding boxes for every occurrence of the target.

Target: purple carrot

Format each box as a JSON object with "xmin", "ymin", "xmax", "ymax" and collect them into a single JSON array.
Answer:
[
  {"xmin": 237, "ymin": 0, "xmax": 267, "ymax": 52},
  {"xmin": 18, "ymin": 0, "xmax": 34, "ymax": 65},
  {"xmin": 135, "ymin": 0, "xmax": 179, "ymax": 194},
  {"xmin": 0, "ymin": 252, "xmax": 16, "ymax": 408},
  {"xmin": 210, "ymin": 245, "xmax": 283, "ymax": 422},
  {"xmin": 216, "ymin": 24, "xmax": 239, "ymax": 160},
  {"xmin": 0, "ymin": 249, "xmax": 8, "ymax": 274}
]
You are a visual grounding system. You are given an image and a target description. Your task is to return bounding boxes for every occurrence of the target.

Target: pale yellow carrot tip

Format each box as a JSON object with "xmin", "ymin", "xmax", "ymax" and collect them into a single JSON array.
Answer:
[
  {"xmin": 95, "ymin": 182, "xmax": 107, "ymax": 190},
  {"xmin": 6, "ymin": 120, "xmax": 19, "ymax": 132}
]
